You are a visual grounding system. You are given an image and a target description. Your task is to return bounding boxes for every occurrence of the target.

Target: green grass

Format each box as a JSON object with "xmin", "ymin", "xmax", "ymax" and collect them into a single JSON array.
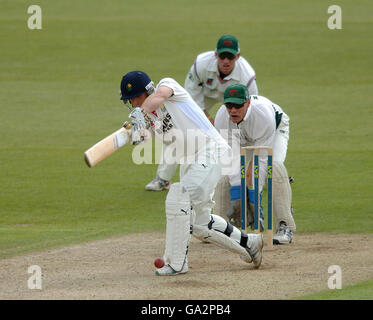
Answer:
[
  {"xmin": 299, "ymin": 280, "xmax": 373, "ymax": 300},
  {"xmin": 0, "ymin": 0, "xmax": 372, "ymax": 298}
]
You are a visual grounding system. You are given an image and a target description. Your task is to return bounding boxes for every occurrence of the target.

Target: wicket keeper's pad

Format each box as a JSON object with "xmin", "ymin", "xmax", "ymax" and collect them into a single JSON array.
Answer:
[
  {"xmin": 212, "ymin": 175, "xmax": 230, "ymax": 219},
  {"xmin": 164, "ymin": 183, "xmax": 191, "ymax": 272},
  {"xmin": 272, "ymin": 162, "xmax": 296, "ymax": 231}
]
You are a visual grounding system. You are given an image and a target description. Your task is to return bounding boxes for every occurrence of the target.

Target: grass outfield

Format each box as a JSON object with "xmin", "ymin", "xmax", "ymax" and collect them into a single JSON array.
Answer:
[
  {"xmin": 299, "ymin": 280, "xmax": 373, "ymax": 300},
  {"xmin": 0, "ymin": 0, "xmax": 372, "ymax": 299}
]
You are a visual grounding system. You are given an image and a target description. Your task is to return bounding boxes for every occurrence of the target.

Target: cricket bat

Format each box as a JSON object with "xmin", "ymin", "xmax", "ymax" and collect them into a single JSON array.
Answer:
[{"xmin": 84, "ymin": 123, "xmax": 132, "ymax": 168}]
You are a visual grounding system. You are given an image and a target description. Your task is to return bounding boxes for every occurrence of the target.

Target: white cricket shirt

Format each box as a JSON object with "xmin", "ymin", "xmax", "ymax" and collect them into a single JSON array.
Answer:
[
  {"xmin": 154, "ymin": 78, "xmax": 230, "ymax": 157},
  {"xmin": 215, "ymin": 95, "xmax": 286, "ymax": 186}
]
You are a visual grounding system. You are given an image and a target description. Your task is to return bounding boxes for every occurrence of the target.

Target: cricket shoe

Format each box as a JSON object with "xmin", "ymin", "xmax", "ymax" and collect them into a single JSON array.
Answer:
[
  {"xmin": 145, "ymin": 175, "xmax": 170, "ymax": 191},
  {"xmin": 155, "ymin": 262, "xmax": 188, "ymax": 276},
  {"xmin": 273, "ymin": 222, "xmax": 293, "ymax": 245},
  {"xmin": 240, "ymin": 234, "xmax": 263, "ymax": 269}
]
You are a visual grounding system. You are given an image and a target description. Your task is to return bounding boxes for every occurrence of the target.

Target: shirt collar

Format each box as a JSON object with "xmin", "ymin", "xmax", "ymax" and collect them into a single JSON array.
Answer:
[{"xmin": 207, "ymin": 56, "xmax": 241, "ymax": 81}]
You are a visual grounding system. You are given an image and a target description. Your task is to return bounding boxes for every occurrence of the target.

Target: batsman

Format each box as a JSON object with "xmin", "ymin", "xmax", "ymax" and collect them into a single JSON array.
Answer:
[
  {"xmin": 119, "ymin": 71, "xmax": 263, "ymax": 275},
  {"xmin": 215, "ymin": 84, "xmax": 296, "ymax": 244}
]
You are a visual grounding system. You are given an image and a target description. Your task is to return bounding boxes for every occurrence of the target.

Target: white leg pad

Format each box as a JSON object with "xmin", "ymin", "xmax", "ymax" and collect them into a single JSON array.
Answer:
[
  {"xmin": 273, "ymin": 162, "xmax": 296, "ymax": 231},
  {"xmin": 192, "ymin": 214, "xmax": 252, "ymax": 263},
  {"xmin": 212, "ymin": 175, "xmax": 230, "ymax": 220},
  {"xmin": 164, "ymin": 183, "xmax": 192, "ymax": 272}
]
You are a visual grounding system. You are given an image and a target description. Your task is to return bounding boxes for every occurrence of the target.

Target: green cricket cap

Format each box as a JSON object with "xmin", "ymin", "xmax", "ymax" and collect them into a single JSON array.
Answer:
[
  {"xmin": 216, "ymin": 35, "xmax": 240, "ymax": 55},
  {"xmin": 223, "ymin": 84, "xmax": 249, "ymax": 105}
]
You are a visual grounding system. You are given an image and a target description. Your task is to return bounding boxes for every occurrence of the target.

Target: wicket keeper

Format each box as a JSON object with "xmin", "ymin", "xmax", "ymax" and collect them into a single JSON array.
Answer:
[{"xmin": 215, "ymin": 84, "xmax": 296, "ymax": 244}]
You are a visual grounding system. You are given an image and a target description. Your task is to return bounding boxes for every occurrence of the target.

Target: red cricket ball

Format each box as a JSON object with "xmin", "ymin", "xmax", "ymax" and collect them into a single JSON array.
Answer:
[{"xmin": 154, "ymin": 257, "xmax": 165, "ymax": 269}]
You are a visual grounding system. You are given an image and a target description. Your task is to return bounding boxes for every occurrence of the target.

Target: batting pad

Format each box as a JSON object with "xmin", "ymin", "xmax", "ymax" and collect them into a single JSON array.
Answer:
[
  {"xmin": 164, "ymin": 183, "xmax": 192, "ymax": 272},
  {"xmin": 272, "ymin": 162, "xmax": 296, "ymax": 231},
  {"xmin": 192, "ymin": 214, "xmax": 252, "ymax": 263}
]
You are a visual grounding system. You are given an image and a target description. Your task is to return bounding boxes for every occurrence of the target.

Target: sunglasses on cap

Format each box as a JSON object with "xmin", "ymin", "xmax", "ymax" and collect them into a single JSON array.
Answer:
[
  {"xmin": 218, "ymin": 52, "xmax": 236, "ymax": 60},
  {"xmin": 225, "ymin": 103, "xmax": 245, "ymax": 110}
]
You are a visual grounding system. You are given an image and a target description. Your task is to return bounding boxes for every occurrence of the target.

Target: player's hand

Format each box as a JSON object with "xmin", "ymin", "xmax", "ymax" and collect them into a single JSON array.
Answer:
[
  {"xmin": 129, "ymin": 107, "xmax": 147, "ymax": 131},
  {"xmin": 123, "ymin": 121, "xmax": 132, "ymax": 129},
  {"xmin": 128, "ymin": 108, "xmax": 148, "ymax": 145},
  {"xmin": 130, "ymin": 128, "xmax": 145, "ymax": 145}
]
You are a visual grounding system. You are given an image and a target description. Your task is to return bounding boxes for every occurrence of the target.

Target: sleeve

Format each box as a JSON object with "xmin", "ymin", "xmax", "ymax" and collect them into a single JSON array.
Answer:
[
  {"xmin": 250, "ymin": 111, "xmax": 276, "ymax": 192},
  {"xmin": 158, "ymin": 78, "xmax": 188, "ymax": 101},
  {"xmin": 247, "ymin": 77, "xmax": 258, "ymax": 95},
  {"xmin": 214, "ymin": 105, "xmax": 228, "ymax": 131},
  {"xmin": 239, "ymin": 57, "xmax": 258, "ymax": 95},
  {"xmin": 184, "ymin": 61, "xmax": 205, "ymax": 110},
  {"xmin": 214, "ymin": 106, "xmax": 241, "ymax": 188}
]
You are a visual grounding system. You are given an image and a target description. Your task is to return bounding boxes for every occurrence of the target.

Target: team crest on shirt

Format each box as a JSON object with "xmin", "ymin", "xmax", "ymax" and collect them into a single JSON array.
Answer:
[{"xmin": 206, "ymin": 78, "xmax": 214, "ymax": 86}]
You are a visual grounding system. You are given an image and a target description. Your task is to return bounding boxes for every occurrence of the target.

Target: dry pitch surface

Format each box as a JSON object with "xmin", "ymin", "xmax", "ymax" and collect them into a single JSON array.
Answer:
[{"xmin": 1, "ymin": 232, "xmax": 372, "ymax": 300}]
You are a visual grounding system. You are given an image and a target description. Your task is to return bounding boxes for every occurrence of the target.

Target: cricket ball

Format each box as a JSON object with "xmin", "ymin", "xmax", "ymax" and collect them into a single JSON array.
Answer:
[{"xmin": 154, "ymin": 257, "xmax": 165, "ymax": 269}]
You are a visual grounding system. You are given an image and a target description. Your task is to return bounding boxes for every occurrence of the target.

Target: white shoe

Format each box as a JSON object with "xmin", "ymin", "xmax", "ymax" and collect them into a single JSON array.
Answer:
[
  {"xmin": 273, "ymin": 222, "xmax": 293, "ymax": 245},
  {"xmin": 240, "ymin": 234, "xmax": 263, "ymax": 268},
  {"xmin": 249, "ymin": 234, "xmax": 263, "ymax": 268},
  {"xmin": 145, "ymin": 175, "xmax": 170, "ymax": 191},
  {"xmin": 155, "ymin": 261, "xmax": 188, "ymax": 276}
]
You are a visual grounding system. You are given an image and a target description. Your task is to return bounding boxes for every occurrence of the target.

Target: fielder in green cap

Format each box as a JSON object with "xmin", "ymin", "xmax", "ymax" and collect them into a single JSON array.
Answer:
[{"xmin": 185, "ymin": 34, "xmax": 257, "ymax": 124}]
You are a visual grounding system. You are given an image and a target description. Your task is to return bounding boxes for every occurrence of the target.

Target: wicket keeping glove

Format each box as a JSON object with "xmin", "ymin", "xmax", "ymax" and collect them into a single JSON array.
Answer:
[
  {"xmin": 226, "ymin": 186, "xmax": 263, "ymax": 231},
  {"xmin": 226, "ymin": 186, "xmax": 241, "ymax": 227}
]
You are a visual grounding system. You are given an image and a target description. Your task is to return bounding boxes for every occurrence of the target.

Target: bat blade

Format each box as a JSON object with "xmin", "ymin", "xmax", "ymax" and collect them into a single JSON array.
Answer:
[{"xmin": 84, "ymin": 126, "xmax": 131, "ymax": 168}]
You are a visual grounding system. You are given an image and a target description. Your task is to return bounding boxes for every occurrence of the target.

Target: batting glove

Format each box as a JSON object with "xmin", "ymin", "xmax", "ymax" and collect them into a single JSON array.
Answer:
[
  {"xmin": 129, "ymin": 107, "xmax": 147, "ymax": 130},
  {"xmin": 128, "ymin": 107, "xmax": 148, "ymax": 145}
]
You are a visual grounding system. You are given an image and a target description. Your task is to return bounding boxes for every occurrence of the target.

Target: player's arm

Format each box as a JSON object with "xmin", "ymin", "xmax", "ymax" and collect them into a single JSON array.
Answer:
[
  {"xmin": 185, "ymin": 62, "xmax": 208, "ymax": 108},
  {"xmin": 247, "ymin": 77, "xmax": 258, "ymax": 95},
  {"xmin": 204, "ymin": 110, "xmax": 214, "ymax": 125},
  {"xmin": 240, "ymin": 56, "xmax": 259, "ymax": 95},
  {"xmin": 185, "ymin": 64, "xmax": 204, "ymax": 104},
  {"xmin": 141, "ymin": 85, "xmax": 173, "ymax": 113}
]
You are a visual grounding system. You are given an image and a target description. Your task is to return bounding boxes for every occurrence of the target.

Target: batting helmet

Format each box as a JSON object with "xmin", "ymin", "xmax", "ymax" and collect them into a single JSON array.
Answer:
[{"xmin": 120, "ymin": 71, "xmax": 154, "ymax": 102}]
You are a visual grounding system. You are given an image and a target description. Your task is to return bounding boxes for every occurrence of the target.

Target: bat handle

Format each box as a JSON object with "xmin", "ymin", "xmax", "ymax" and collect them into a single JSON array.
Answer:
[{"xmin": 123, "ymin": 121, "xmax": 132, "ymax": 129}]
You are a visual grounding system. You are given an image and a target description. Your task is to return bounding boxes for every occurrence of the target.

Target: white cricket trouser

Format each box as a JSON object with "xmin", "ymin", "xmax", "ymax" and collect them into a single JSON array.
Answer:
[
  {"xmin": 157, "ymin": 162, "xmax": 178, "ymax": 181},
  {"xmin": 164, "ymin": 140, "xmax": 256, "ymax": 270},
  {"xmin": 179, "ymin": 140, "xmax": 230, "ymax": 225},
  {"xmin": 155, "ymin": 139, "xmax": 179, "ymax": 181}
]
